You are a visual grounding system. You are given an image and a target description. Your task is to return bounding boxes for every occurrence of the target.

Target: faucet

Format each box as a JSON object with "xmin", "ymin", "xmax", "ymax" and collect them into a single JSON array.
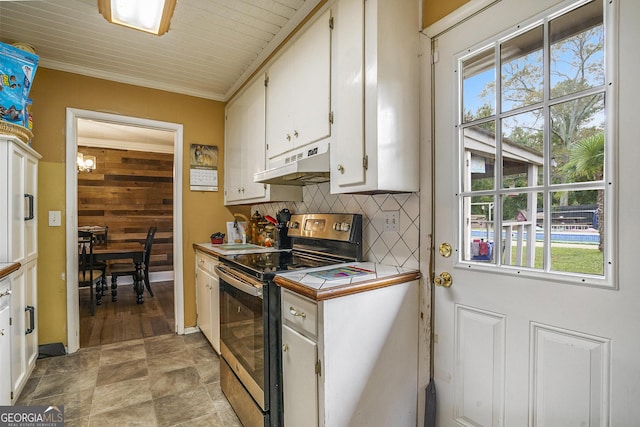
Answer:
[{"xmin": 233, "ymin": 213, "xmax": 249, "ymax": 244}]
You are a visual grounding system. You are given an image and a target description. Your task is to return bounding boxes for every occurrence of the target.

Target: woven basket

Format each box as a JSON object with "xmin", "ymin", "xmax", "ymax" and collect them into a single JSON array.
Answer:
[{"xmin": 0, "ymin": 121, "xmax": 33, "ymax": 145}]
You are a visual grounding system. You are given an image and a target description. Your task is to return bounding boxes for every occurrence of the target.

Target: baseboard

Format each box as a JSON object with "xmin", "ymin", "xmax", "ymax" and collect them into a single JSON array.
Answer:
[
  {"xmin": 183, "ymin": 326, "xmax": 201, "ymax": 335},
  {"xmin": 106, "ymin": 270, "xmax": 175, "ymax": 286}
]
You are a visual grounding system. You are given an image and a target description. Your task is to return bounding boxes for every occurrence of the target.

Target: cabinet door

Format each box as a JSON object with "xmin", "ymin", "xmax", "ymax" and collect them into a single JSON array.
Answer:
[
  {"xmin": 10, "ymin": 267, "xmax": 26, "ymax": 397},
  {"xmin": 293, "ymin": 10, "xmax": 332, "ymax": 149},
  {"xmin": 195, "ymin": 269, "xmax": 213, "ymax": 344},
  {"xmin": 266, "ymin": 46, "xmax": 296, "ymax": 159},
  {"xmin": 0, "ymin": 304, "xmax": 10, "ymax": 405},
  {"xmin": 24, "ymin": 154, "xmax": 37, "ymax": 262},
  {"xmin": 282, "ymin": 325, "xmax": 318, "ymax": 427},
  {"xmin": 331, "ymin": 0, "xmax": 366, "ymax": 188},
  {"xmin": 241, "ymin": 77, "xmax": 268, "ymax": 201},
  {"xmin": 9, "ymin": 144, "xmax": 25, "ymax": 264},
  {"xmin": 24, "ymin": 260, "xmax": 37, "ymax": 369},
  {"xmin": 209, "ymin": 273, "xmax": 220, "ymax": 354},
  {"xmin": 225, "ymin": 99, "xmax": 245, "ymax": 203}
]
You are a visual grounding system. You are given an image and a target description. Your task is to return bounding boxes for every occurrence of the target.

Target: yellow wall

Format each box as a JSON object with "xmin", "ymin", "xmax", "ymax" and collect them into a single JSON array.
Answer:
[
  {"xmin": 422, "ymin": 0, "xmax": 469, "ymax": 29},
  {"xmin": 30, "ymin": 68, "xmax": 230, "ymax": 345},
  {"xmin": 28, "ymin": 0, "xmax": 467, "ymax": 346}
]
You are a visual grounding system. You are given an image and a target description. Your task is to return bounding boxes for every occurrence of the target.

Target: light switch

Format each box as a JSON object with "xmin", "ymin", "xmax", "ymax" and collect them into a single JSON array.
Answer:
[{"xmin": 48, "ymin": 211, "xmax": 61, "ymax": 227}]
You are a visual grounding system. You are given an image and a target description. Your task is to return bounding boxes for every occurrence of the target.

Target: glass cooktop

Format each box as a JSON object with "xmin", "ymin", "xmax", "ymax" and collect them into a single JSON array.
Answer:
[{"xmin": 221, "ymin": 251, "xmax": 346, "ymax": 280}]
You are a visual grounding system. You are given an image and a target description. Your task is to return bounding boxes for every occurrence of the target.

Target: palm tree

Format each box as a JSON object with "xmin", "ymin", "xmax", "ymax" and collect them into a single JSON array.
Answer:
[{"xmin": 563, "ymin": 133, "xmax": 605, "ymax": 251}]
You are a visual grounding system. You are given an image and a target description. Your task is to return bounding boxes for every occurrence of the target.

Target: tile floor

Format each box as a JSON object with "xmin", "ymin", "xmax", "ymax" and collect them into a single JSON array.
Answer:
[{"xmin": 16, "ymin": 333, "xmax": 242, "ymax": 427}]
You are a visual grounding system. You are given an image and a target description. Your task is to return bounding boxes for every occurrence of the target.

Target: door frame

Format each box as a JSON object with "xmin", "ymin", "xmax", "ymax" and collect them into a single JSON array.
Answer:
[{"xmin": 65, "ymin": 108, "xmax": 185, "ymax": 352}]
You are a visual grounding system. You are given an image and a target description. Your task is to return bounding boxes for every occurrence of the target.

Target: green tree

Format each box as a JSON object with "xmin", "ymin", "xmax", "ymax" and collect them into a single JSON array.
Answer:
[{"xmin": 562, "ymin": 132, "xmax": 605, "ymax": 251}]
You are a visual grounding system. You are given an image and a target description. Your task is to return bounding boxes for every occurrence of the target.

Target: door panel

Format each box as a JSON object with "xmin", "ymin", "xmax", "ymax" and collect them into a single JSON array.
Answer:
[{"xmin": 432, "ymin": 0, "xmax": 638, "ymax": 425}]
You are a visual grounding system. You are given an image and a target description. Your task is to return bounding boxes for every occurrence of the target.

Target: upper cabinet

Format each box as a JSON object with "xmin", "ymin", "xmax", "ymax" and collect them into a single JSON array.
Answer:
[
  {"xmin": 224, "ymin": 75, "xmax": 302, "ymax": 205},
  {"xmin": 0, "ymin": 137, "xmax": 40, "ymax": 264},
  {"xmin": 266, "ymin": 10, "xmax": 332, "ymax": 160},
  {"xmin": 331, "ymin": 0, "xmax": 420, "ymax": 194}
]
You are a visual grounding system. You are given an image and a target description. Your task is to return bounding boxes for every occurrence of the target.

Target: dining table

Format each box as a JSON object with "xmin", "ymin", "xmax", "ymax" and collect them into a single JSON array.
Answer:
[{"xmin": 92, "ymin": 242, "xmax": 146, "ymax": 304}]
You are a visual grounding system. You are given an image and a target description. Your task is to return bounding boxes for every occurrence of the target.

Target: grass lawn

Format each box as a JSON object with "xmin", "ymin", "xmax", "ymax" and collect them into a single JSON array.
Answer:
[{"xmin": 506, "ymin": 245, "xmax": 604, "ymax": 275}]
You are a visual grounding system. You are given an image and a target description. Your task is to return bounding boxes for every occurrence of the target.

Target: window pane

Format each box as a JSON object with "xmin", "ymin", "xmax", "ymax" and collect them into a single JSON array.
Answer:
[
  {"xmin": 463, "ymin": 123, "xmax": 496, "ymax": 191},
  {"xmin": 502, "ymin": 110, "xmax": 544, "ymax": 188},
  {"xmin": 501, "ymin": 192, "xmax": 542, "ymax": 268},
  {"xmin": 462, "ymin": 195, "xmax": 496, "ymax": 263},
  {"xmin": 550, "ymin": 190, "xmax": 604, "ymax": 275},
  {"xmin": 501, "ymin": 26, "xmax": 544, "ymax": 112},
  {"xmin": 550, "ymin": 1, "xmax": 604, "ymax": 99},
  {"xmin": 463, "ymin": 49, "xmax": 495, "ymax": 122},
  {"xmin": 550, "ymin": 94, "xmax": 604, "ymax": 184}
]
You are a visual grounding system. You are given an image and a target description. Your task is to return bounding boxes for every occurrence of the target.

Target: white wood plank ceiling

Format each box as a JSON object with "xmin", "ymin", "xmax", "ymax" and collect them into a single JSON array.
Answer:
[{"xmin": 0, "ymin": 0, "xmax": 322, "ymax": 101}]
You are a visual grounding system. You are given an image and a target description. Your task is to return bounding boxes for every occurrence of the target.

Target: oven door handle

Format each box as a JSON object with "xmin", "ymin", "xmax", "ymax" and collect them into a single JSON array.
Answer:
[{"xmin": 215, "ymin": 265, "xmax": 263, "ymax": 298}]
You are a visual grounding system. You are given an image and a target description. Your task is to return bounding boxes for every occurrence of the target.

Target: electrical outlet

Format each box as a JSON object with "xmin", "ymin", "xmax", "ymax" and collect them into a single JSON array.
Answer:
[{"xmin": 383, "ymin": 211, "xmax": 399, "ymax": 232}]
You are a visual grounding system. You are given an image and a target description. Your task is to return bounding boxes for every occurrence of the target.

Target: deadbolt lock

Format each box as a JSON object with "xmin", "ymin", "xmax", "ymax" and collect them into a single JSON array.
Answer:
[{"xmin": 439, "ymin": 243, "xmax": 452, "ymax": 258}]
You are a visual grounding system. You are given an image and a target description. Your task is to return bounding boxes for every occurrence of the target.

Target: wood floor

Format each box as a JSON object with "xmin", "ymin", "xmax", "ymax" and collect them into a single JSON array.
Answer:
[{"xmin": 79, "ymin": 280, "xmax": 175, "ymax": 348}]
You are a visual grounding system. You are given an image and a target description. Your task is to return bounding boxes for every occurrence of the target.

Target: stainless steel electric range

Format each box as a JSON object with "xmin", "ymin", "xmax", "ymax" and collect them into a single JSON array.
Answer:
[{"xmin": 214, "ymin": 213, "xmax": 363, "ymax": 427}]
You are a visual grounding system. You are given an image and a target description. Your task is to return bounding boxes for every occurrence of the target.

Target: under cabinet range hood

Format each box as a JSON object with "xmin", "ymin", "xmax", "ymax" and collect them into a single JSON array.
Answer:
[{"xmin": 254, "ymin": 140, "xmax": 330, "ymax": 186}]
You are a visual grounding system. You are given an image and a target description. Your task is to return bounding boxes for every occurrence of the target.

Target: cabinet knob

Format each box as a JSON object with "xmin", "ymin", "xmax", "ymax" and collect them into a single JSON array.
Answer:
[
  {"xmin": 293, "ymin": 130, "xmax": 299, "ymax": 138},
  {"xmin": 282, "ymin": 344, "xmax": 289, "ymax": 352},
  {"xmin": 337, "ymin": 164, "xmax": 345, "ymax": 173},
  {"xmin": 0, "ymin": 328, "xmax": 4, "ymax": 336},
  {"xmin": 286, "ymin": 134, "xmax": 291, "ymax": 141},
  {"xmin": 289, "ymin": 306, "xmax": 306, "ymax": 318}
]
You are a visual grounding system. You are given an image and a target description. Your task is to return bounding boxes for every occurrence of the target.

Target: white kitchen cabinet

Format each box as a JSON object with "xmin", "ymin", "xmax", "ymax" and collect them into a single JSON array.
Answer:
[
  {"xmin": 330, "ymin": 0, "xmax": 419, "ymax": 193},
  {"xmin": 266, "ymin": 9, "xmax": 332, "ymax": 160},
  {"xmin": 195, "ymin": 250, "xmax": 220, "ymax": 353},
  {"xmin": 281, "ymin": 279, "xmax": 419, "ymax": 427},
  {"xmin": 224, "ymin": 75, "xmax": 301, "ymax": 205},
  {"xmin": 282, "ymin": 324, "xmax": 318, "ymax": 427},
  {"xmin": 0, "ymin": 135, "xmax": 39, "ymax": 403},
  {"xmin": 0, "ymin": 275, "xmax": 11, "ymax": 405}
]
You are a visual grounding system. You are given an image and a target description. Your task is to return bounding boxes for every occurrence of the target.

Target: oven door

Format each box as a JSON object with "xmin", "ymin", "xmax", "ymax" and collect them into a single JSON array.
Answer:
[{"xmin": 216, "ymin": 265, "xmax": 268, "ymax": 412}]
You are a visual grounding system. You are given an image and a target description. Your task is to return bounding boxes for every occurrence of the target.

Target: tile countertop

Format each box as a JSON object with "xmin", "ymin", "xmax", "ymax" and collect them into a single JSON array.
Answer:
[
  {"xmin": 193, "ymin": 242, "xmax": 286, "ymax": 257},
  {"xmin": 275, "ymin": 262, "xmax": 421, "ymax": 302},
  {"xmin": 0, "ymin": 262, "xmax": 21, "ymax": 280}
]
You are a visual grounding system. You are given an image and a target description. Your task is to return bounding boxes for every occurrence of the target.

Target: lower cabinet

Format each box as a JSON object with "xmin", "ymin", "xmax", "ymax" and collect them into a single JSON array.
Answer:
[
  {"xmin": 281, "ymin": 279, "xmax": 419, "ymax": 427},
  {"xmin": 195, "ymin": 250, "xmax": 220, "ymax": 354},
  {"xmin": 0, "ymin": 275, "xmax": 11, "ymax": 405},
  {"xmin": 8, "ymin": 260, "xmax": 37, "ymax": 403},
  {"xmin": 282, "ymin": 325, "xmax": 318, "ymax": 427}
]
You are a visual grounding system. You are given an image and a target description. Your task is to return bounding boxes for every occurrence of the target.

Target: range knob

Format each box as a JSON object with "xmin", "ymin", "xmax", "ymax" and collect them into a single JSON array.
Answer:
[{"xmin": 333, "ymin": 222, "xmax": 351, "ymax": 232}]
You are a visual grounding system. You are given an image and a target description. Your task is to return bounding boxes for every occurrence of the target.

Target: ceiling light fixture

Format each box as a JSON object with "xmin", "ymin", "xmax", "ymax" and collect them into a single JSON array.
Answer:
[
  {"xmin": 98, "ymin": 0, "xmax": 176, "ymax": 36},
  {"xmin": 77, "ymin": 152, "xmax": 97, "ymax": 173}
]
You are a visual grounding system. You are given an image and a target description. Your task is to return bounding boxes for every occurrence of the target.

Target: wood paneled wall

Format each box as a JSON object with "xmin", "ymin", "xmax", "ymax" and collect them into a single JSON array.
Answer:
[{"xmin": 77, "ymin": 146, "xmax": 174, "ymax": 273}]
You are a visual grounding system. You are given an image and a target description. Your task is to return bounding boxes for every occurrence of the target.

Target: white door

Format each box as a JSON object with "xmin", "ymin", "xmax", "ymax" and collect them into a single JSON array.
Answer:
[{"xmin": 432, "ymin": 0, "xmax": 640, "ymax": 425}]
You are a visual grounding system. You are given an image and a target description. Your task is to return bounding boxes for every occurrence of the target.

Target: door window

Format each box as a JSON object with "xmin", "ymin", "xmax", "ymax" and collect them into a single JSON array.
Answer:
[{"xmin": 457, "ymin": 0, "xmax": 611, "ymax": 285}]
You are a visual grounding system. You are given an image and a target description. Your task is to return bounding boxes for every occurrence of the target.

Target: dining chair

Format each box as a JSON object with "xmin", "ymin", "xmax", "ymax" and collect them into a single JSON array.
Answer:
[
  {"xmin": 92, "ymin": 226, "xmax": 108, "ymax": 295},
  {"xmin": 78, "ymin": 230, "xmax": 104, "ymax": 316},
  {"xmin": 109, "ymin": 226, "xmax": 157, "ymax": 297}
]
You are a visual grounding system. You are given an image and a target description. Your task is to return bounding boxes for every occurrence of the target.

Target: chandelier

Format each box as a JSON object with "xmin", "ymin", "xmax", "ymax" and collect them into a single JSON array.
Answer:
[{"xmin": 77, "ymin": 152, "xmax": 96, "ymax": 173}]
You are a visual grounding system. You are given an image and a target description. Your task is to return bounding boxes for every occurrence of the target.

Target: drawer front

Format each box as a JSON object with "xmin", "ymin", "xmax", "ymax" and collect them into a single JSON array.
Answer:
[
  {"xmin": 196, "ymin": 251, "xmax": 219, "ymax": 275},
  {"xmin": 282, "ymin": 289, "xmax": 317, "ymax": 339}
]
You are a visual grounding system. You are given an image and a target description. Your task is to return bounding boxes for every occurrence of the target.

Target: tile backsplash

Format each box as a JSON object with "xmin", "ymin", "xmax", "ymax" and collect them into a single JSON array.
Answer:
[{"xmin": 252, "ymin": 183, "xmax": 420, "ymax": 269}]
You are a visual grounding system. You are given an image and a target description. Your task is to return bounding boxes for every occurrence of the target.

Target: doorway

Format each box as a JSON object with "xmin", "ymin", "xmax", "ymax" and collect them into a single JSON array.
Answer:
[{"xmin": 65, "ymin": 108, "xmax": 185, "ymax": 353}]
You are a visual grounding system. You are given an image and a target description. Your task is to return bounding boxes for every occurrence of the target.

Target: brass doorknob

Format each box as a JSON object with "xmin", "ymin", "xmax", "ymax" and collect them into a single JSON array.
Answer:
[{"xmin": 434, "ymin": 272, "xmax": 453, "ymax": 287}]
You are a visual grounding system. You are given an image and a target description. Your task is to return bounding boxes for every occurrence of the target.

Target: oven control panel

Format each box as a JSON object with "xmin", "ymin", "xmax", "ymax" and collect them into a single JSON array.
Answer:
[{"xmin": 287, "ymin": 213, "xmax": 362, "ymax": 242}]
